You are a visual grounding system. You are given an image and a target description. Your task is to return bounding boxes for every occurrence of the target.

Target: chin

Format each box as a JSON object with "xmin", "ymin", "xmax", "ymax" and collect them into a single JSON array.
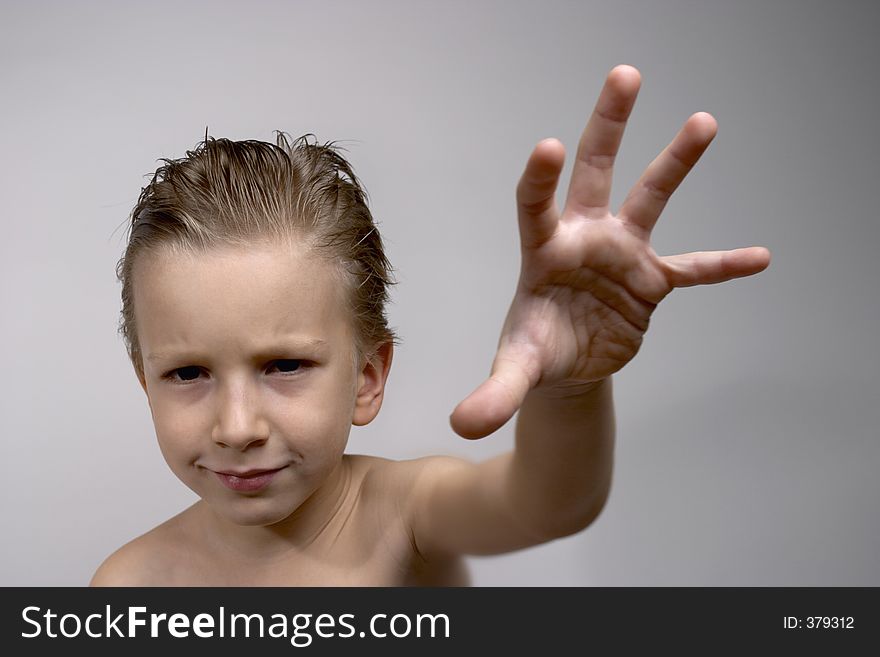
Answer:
[{"xmin": 214, "ymin": 496, "xmax": 303, "ymax": 527}]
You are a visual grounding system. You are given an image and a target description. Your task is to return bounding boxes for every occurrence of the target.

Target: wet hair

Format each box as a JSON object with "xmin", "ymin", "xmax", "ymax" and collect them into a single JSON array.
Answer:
[{"xmin": 115, "ymin": 130, "xmax": 398, "ymax": 381}]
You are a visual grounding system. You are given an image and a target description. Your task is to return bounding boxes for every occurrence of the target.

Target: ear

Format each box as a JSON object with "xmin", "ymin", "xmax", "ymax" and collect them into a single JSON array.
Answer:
[{"xmin": 352, "ymin": 341, "xmax": 394, "ymax": 426}]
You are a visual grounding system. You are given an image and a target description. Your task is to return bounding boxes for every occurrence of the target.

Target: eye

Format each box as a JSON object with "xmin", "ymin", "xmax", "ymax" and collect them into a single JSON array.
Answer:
[
  {"xmin": 267, "ymin": 359, "xmax": 304, "ymax": 376},
  {"xmin": 163, "ymin": 366, "xmax": 203, "ymax": 383}
]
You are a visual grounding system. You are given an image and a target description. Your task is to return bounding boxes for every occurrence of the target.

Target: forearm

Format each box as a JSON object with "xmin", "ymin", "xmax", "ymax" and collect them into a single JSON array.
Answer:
[{"xmin": 506, "ymin": 376, "xmax": 615, "ymax": 538}]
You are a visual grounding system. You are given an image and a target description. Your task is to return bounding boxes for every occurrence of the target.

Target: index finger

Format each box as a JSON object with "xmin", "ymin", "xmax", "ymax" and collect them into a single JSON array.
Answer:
[{"xmin": 563, "ymin": 65, "xmax": 641, "ymax": 217}]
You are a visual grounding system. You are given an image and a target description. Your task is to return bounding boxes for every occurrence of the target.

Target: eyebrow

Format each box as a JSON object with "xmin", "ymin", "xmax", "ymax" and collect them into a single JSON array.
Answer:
[{"xmin": 146, "ymin": 338, "xmax": 328, "ymax": 363}]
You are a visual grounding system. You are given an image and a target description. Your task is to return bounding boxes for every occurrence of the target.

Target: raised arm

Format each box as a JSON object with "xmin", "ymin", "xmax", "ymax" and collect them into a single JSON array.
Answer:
[{"xmin": 408, "ymin": 65, "xmax": 771, "ymax": 558}]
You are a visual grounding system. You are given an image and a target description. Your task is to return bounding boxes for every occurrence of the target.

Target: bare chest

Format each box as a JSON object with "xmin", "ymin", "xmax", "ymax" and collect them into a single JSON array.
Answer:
[
  {"xmin": 164, "ymin": 535, "xmax": 468, "ymax": 587},
  {"xmin": 159, "ymin": 509, "xmax": 468, "ymax": 587}
]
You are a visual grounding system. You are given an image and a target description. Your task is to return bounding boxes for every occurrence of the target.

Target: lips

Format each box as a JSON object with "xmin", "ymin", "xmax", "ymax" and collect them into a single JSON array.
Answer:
[{"xmin": 211, "ymin": 466, "xmax": 287, "ymax": 492}]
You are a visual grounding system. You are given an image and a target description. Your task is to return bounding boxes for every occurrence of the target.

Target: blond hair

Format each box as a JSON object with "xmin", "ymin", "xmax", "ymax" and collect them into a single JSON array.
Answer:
[{"xmin": 116, "ymin": 131, "xmax": 398, "ymax": 380}]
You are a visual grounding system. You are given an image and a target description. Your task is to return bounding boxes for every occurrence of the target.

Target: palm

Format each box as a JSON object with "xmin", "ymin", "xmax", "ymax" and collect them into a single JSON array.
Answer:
[
  {"xmin": 451, "ymin": 65, "xmax": 771, "ymax": 439},
  {"xmin": 509, "ymin": 216, "xmax": 669, "ymax": 386}
]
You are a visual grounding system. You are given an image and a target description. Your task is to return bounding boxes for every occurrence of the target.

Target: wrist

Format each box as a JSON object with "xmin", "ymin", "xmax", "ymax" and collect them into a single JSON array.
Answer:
[{"xmin": 530, "ymin": 376, "xmax": 610, "ymax": 401}]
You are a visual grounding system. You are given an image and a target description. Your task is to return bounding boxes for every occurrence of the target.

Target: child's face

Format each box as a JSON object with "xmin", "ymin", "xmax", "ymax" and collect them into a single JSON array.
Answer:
[{"xmin": 132, "ymin": 240, "xmax": 377, "ymax": 527}]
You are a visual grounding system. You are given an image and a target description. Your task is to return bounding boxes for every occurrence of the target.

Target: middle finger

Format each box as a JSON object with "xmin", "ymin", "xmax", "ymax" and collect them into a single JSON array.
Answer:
[{"xmin": 563, "ymin": 65, "xmax": 641, "ymax": 217}]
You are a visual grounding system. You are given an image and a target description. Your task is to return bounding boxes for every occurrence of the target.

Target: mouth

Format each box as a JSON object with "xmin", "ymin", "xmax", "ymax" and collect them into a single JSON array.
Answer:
[
  {"xmin": 211, "ymin": 466, "xmax": 287, "ymax": 492},
  {"xmin": 215, "ymin": 467, "xmax": 286, "ymax": 478}
]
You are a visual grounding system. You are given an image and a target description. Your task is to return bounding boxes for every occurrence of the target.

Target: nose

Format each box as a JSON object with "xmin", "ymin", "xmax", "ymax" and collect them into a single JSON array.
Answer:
[{"xmin": 211, "ymin": 378, "xmax": 270, "ymax": 450}]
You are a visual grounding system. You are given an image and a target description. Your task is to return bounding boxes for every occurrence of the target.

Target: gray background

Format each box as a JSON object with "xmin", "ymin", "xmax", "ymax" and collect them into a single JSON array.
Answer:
[{"xmin": 1, "ymin": 0, "xmax": 877, "ymax": 586}]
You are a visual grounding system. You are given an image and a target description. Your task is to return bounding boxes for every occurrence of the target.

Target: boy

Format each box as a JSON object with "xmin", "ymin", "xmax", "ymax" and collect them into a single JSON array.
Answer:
[{"xmin": 91, "ymin": 65, "xmax": 770, "ymax": 586}]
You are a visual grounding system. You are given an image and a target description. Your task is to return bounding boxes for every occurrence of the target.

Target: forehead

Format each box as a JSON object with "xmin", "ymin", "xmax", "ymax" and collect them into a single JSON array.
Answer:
[{"xmin": 133, "ymin": 241, "xmax": 352, "ymax": 356}]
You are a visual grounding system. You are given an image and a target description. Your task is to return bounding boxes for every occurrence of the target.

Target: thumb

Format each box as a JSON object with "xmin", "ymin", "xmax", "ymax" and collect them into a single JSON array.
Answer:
[{"xmin": 449, "ymin": 355, "xmax": 536, "ymax": 439}]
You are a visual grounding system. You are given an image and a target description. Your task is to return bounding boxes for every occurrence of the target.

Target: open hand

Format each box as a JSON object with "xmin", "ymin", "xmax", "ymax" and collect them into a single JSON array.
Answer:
[{"xmin": 450, "ymin": 65, "xmax": 771, "ymax": 439}]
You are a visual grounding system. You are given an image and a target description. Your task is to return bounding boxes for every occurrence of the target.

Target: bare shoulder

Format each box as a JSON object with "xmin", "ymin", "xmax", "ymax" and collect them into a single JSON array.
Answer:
[
  {"xmin": 360, "ymin": 450, "xmax": 546, "ymax": 560},
  {"xmin": 346, "ymin": 452, "xmax": 476, "ymax": 530},
  {"xmin": 352, "ymin": 452, "xmax": 475, "ymax": 503},
  {"xmin": 349, "ymin": 453, "xmax": 474, "ymax": 583},
  {"xmin": 89, "ymin": 507, "xmax": 196, "ymax": 587},
  {"xmin": 352, "ymin": 452, "xmax": 478, "ymax": 554},
  {"xmin": 89, "ymin": 537, "xmax": 156, "ymax": 587}
]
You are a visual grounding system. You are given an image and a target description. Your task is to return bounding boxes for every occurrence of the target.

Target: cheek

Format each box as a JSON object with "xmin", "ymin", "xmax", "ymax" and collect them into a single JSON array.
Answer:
[
  {"xmin": 149, "ymin": 400, "xmax": 204, "ymax": 457},
  {"xmin": 270, "ymin": 380, "xmax": 355, "ymax": 458},
  {"xmin": 271, "ymin": 397, "xmax": 351, "ymax": 454}
]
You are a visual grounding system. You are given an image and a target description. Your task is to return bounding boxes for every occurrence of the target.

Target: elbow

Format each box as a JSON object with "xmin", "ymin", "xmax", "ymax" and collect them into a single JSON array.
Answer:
[{"xmin": 544, "ymin": 489, "xmax": 611, "ymax": 540}]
